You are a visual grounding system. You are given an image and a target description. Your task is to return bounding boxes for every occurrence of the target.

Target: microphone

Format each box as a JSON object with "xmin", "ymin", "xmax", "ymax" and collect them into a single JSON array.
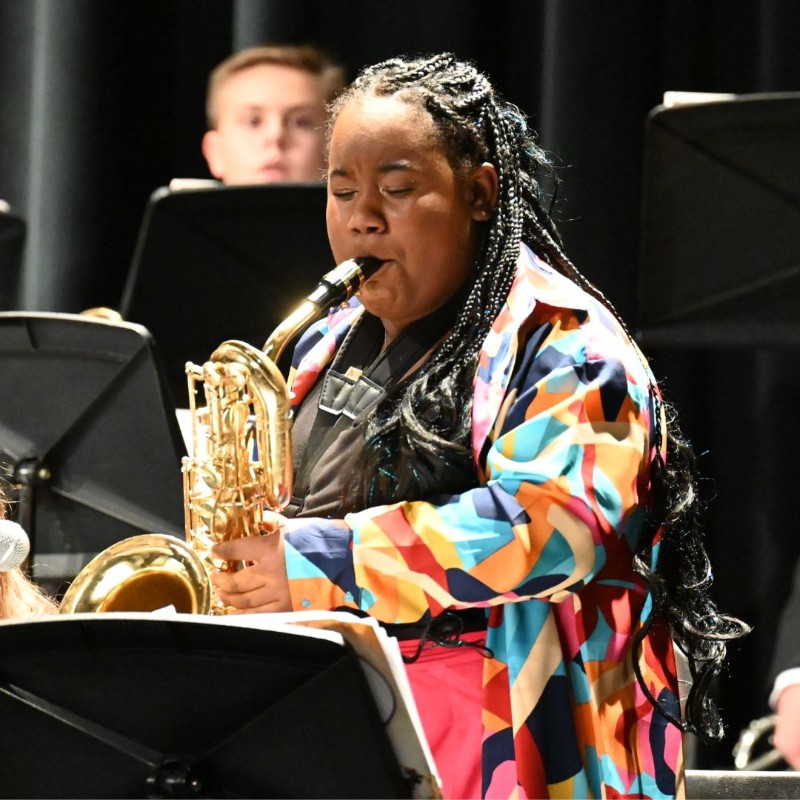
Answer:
[{"xmin": 0, "ymin": 519, "xmax": 30, "ymax": 571}]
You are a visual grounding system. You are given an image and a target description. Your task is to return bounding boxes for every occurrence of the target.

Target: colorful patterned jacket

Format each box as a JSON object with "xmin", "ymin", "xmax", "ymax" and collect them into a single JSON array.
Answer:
[{"xmin": 283, "ymin": 244, "xmax": 683, "ymax": 799}]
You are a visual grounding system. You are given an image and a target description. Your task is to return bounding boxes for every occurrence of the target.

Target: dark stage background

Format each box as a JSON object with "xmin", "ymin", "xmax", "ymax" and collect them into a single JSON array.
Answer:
[{"xmin": 1, "ymin": 0, "xmax": 800, "ymax": 769}]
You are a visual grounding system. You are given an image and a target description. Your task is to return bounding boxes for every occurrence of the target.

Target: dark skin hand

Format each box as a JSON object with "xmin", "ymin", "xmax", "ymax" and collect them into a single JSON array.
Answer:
[{"xmin": 211, "ymin": 511, "xmax": 292, "ymax": 613}]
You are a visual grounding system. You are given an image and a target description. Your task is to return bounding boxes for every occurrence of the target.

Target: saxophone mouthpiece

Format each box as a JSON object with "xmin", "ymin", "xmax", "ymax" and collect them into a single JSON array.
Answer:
[
  {"xmin": 261, "ymin": 257, "xmax": 384, "ymax": 360},
  {"xmin": 307, "ymin": 257, "xmax": 382, "ymax": 309},
  {"xmin": 353, "ymin": 256, "xmax": 382, "ymax": 280}
]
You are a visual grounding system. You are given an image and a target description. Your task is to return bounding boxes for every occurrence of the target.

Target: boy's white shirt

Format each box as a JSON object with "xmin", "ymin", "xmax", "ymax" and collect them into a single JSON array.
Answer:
[{"xmin": 771, "ymin": 668, "xmax": 800, "ymax": 709}]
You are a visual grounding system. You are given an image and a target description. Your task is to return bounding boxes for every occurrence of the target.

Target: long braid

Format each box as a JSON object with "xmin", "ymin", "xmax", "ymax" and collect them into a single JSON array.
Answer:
[
  {"xmin": 488, "ymin": 105, "xmax": 752, "ymax": 740},
  {"xmin": 511, "ymin": 142, "xmax": 752, "ymax": 740},
  {"xmin": 330, "ymin": 54, "xmax": 748, "ymax": 740},
  {"xmin": 331, "ymin": 54, "xmax": 530, "ymax": 504}
]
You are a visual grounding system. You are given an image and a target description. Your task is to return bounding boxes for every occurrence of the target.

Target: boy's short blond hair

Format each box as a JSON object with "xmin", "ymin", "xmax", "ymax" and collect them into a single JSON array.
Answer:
[{"xmin": 206, "ymin": 44, "xmax": 347, "ymax": 128}]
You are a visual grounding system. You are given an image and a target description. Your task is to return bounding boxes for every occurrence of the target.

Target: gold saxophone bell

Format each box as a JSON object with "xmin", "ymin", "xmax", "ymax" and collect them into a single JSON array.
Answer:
[
  {"xmin": 58, "ymin": 534, "xmax": 211, "ymax": 614},
  {"xmin": 60, "ymin": 257, "xmax": 380, "ymax": 615}
]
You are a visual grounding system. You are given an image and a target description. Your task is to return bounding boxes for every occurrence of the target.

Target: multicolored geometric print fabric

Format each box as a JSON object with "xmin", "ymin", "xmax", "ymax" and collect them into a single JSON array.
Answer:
[{"xmin": 284, "ymin": 244, "xmax": 683, "ymax": 799}]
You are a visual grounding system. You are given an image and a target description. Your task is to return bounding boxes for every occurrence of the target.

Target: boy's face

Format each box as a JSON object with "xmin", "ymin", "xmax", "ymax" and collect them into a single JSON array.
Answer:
[{"xmin": 202, "ymin": 63, "xmax": 328, "ymax": 185}]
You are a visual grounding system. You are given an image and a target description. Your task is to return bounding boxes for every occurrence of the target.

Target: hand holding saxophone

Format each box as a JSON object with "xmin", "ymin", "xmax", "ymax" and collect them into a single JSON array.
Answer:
[{"xmin": 210, "ymin": 512, "xmax": 292, "ymax": 613}]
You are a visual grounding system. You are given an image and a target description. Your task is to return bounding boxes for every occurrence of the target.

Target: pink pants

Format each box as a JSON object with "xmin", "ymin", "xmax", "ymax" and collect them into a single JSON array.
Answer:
[{"xmin": 399, "ymin": 631, "xmax": 487, "ymax": 800}]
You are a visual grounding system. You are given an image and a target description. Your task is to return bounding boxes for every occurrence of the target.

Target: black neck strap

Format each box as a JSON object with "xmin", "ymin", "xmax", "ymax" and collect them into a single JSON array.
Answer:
[{"xmin": 290, "ymin": 294, "xmax": 463, "ymax": 512}]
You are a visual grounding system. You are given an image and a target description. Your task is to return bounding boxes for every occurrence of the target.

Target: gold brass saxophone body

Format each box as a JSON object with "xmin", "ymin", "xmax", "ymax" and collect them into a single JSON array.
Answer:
[{"xmin": 60, "ymin": 258, "xmax": 378, "ymax": 615}]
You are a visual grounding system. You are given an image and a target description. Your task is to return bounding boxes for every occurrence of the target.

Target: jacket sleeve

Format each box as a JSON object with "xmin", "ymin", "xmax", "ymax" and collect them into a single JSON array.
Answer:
[{"xmin": 284, "ymin": 310, "xmax": 655, "ymax": 624}]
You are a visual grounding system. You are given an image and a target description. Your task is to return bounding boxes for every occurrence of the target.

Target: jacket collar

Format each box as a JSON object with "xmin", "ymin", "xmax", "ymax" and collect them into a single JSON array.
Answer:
[
  {"xmin": 471, "ymin": 244, "xmax": 588, "ymax": 460},
  {"xmin": 288, "ymin": 245, "xmax": 588, "ymax": 464}
]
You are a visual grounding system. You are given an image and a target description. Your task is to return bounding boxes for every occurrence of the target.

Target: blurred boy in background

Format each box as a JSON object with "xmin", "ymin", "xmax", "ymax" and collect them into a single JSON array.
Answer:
[{"xmin": 201, "ymin": 44, "xmax": 346, "ymax": 185}]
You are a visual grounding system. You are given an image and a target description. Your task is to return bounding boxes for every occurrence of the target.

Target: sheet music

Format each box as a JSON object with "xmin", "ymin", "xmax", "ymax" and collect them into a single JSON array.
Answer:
[
  {"xmin": 269, "ymin": 610, "xmax": 442, "ymax": 799},
  {"xmin": 662, "ymin": 90, "xmax": 738, "ymax": 108}
]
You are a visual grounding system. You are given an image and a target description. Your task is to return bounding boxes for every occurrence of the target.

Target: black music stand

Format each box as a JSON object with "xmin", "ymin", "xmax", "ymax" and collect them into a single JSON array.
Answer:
[
  {"xmin": 636, "ymin": 93, "xmax": 800, "ymax": 348},
  {"xmin": 120, "ymin": 183, "xmax": 332, "ymax": 404},
  {"xmin": 685, "ymin": 770, "xmax": 800, "ymax": 799},
  {"xmin": 0, "ymin": 206, "xmax": 25, "ymax": 310},
  {"xmin": 0, "ymin": 614, "xmax": 416, "ymax": 799},
  {"xmin": 0, "ymin": 312, "xmax": 186, "ymax": 586}
]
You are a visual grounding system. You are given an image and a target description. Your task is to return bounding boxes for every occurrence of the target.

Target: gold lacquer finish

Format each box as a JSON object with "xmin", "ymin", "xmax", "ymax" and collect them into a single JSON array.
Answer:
[
  {"xmin": 59, "ymin": 534, "xmax": 210, "ymax": 614},
  {"xmin": 60, "ymin": 258, "xmax": 379, "ymax": 616},
  {"xmin": 180, "ymin": 339, "xmax": 291, "ymax": 613}
]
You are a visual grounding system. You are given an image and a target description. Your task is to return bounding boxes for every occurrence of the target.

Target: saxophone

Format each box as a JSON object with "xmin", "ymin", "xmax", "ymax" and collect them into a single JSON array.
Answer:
[{"xmin": 60, "ymin": 257, "xmax": 379, "ymax": 615}]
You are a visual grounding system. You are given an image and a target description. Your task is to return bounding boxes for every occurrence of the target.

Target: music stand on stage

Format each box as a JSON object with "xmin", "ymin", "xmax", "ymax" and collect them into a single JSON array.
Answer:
[
  {"xmin": 0, "ymin": 613, "xmax": 432, "ymax": 799},
  {"xmin": 120, "ymin": 183, "xmax": 332, "ymax": 405},
  {"xmin": 0, "ymin": 206, "xmax": 25, "ymax": 310},
  {"xmin": 685, "ymin": 770, "xmax": 800, "ymax": 799},
  {"xmin": 0, "ymin": 312, "xmax": 186, "ymax": 586},
  {"xmin": 636, "ymin": 93, "xmax": 800, "ymax": 348}
]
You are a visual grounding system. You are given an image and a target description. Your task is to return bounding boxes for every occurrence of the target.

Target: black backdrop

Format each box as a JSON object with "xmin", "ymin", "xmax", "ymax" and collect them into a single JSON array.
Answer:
[{"xmin": 1, "ymin": 0, "xmax": 800, "ymax": 769}]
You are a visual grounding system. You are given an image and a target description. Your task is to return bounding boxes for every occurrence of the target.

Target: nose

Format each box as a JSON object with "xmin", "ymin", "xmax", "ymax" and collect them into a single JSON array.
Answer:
[
  {"xmin": 260, "ymin": 114, "xmax": 286, "ymax": 147},
  {"xmin": 347, "ymin": 192, "xmax": 386, "ymax": 235}
]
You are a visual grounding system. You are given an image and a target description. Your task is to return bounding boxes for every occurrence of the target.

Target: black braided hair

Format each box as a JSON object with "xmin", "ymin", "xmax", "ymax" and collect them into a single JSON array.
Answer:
[
  {"xmin": 330, "ymin": 54, "xmax": 560, "ymax": 505},
  {"xmin": 329, "ymin": 53, "xmax": 749, "ymax": 741}
]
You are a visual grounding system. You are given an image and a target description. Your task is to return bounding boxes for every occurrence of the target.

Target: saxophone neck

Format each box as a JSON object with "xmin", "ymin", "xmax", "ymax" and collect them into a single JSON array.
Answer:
[
  {"xmin": 262, "ymin": 300, "xmax": 320, "ymax": 363},
  {"xmin": 261, "ymin": 257, "xmax": 381, "ymax": 362}
]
